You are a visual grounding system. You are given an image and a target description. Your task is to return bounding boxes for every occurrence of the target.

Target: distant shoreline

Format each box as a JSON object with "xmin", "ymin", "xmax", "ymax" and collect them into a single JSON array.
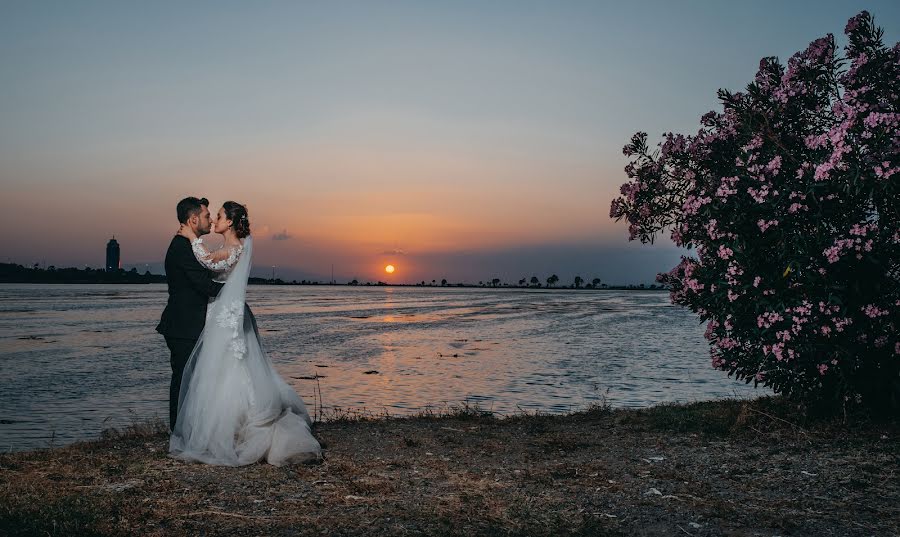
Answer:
[
  {"xmin": 0, "ymin": 263, "xmax": 665, "ymax": 290},
  {"xmin": 0, "ymin": 280, "xmax": 667, "ymax": 291}
]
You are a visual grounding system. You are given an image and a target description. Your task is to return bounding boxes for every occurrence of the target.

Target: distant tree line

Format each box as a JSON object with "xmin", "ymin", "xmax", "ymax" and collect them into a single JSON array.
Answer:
[
  {"xmin": 255, "ymin": 276, "xmax": 661, "ymax": 289},
  {"xmin": 398, "ymin": 275, "xmax": 661, "ymax": 290},
  {"xmin": 0, "ymin": 262, "xmax": 663, "ymax": 290},
  {"xmin": 0, "ymin": 263, "xmax": 165, "ymax": 284}
]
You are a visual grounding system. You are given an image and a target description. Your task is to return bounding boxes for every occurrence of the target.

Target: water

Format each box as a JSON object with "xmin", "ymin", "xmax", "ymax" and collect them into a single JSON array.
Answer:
[{"xmin": 0, "ymin": 284, "xmax": 765, "ymax": 451}]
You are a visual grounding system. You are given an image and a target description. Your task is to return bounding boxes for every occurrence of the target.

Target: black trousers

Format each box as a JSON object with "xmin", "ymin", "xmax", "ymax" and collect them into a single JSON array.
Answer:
[{"xmin": 165, "ymin": 336, "xmax": 198, "ymax": 431}]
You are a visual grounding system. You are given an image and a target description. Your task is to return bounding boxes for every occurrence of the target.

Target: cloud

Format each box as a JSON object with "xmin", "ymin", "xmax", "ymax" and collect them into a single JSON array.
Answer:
[
  {"xmin": 272, "ymin": 229, "xmax": 292, "ymax": 241},
  {"xmin": 381, "ymin": 248, "xmax": 406, "ymax": 255}
]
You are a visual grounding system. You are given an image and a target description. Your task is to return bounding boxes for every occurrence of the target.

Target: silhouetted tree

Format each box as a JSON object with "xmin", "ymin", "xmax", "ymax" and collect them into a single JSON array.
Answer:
[
  {"xmin": 573, "ymin": 276, "xmax": 583, "ymax": 288},
  {"xmin": 491, "ymin": 278, "xmax": 500, "ymax": 287},
  {"xmin": 529, "ymin": 276, "xmax": 539, "ymax": 287},
  {"xmin": 546, "ymin": 274, "xmax": 559, "ymax": 288},
  {"xmin": 441, "ymin": 279, "xmax": 447, "ymax": 286},
  {"xmin": 518, "ymin": 278, "xmax": 526, "ymax": 286}
]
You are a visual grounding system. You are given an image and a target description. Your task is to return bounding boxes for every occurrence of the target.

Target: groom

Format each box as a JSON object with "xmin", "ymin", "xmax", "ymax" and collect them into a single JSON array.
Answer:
[{"xmin": 156, "ymin": 197, "xmax": 225, "ymax": 431}]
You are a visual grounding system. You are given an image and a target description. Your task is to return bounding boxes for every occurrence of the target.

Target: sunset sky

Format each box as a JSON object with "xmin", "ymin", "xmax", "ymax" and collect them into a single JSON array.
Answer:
[{"xmin": 2, "ymin": 1, "xmax": 897, "ymax": 284}]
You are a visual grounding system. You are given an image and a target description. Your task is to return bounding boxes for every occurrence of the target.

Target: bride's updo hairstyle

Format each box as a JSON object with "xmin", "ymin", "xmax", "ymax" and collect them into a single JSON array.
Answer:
[{"xmin": 223, "ymin": 201, "xmax": 251, "ymax": 238}]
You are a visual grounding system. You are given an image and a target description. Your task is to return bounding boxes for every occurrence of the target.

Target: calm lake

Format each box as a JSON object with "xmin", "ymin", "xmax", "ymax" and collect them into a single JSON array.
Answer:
[{"xmin": 0, "ymin": 284, "xmax": 765, "ymax": 451}]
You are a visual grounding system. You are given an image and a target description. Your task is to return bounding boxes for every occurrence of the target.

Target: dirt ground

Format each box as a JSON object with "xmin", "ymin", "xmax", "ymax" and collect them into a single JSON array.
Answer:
[{"xmin": 1, "ymin": 397, "xmax": 898, "ymax": 536}]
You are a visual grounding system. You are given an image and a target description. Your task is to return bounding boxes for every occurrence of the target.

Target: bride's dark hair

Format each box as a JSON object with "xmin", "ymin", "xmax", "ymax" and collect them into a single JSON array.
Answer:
[{"xmin": 223, "ymin": 201, "xmax": 250, "ymax": 238}]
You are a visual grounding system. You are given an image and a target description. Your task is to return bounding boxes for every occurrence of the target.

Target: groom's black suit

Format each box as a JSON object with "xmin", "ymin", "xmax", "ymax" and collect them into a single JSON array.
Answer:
[{"xmin": 156, "ymin": 235, "xmax": 224, "ymax": 430}]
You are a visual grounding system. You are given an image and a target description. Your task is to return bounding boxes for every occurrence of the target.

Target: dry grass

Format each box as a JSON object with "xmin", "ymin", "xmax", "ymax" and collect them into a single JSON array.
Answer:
[{"xmin": 1, "ymin": 397, "xmax": 898, "ymax": 536}]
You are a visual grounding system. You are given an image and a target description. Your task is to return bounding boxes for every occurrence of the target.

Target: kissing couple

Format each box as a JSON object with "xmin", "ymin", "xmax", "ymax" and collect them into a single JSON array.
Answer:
[{"xmin": 156, "ymin": 196, "xmax": 321, "ymax": 466}]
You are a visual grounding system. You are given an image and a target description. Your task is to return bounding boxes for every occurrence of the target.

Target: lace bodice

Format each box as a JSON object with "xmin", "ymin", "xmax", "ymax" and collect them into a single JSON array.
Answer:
[
  {"xmin": 191, "ymin": 238, "xmax": 243, "ymax": 276},
  {"xmin": 195, "ymin": 236, "xmax": 248, "ymax": 359}
]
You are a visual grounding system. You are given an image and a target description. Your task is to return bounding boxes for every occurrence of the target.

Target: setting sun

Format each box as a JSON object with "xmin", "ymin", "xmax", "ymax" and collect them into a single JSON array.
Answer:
[{"xmin": 385, "ymin": 264, "xmax": 395, "ymax": 274}]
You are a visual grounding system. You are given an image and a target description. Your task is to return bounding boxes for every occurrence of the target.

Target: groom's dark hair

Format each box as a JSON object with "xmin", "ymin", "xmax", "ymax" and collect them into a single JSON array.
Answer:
[{"xmin": 176, "ymin": 197, "xmax": 209, "ymax": 224}]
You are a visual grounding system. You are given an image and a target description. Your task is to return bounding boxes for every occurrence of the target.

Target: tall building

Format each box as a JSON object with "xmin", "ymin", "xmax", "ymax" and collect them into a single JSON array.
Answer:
[{"xmin": 106, "ymin": 237, "xmax": 120, "ymax": 272}]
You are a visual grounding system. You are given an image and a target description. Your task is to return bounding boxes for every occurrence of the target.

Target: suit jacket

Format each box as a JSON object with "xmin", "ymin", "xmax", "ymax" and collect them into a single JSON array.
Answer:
[{"xmin": 156, "ymin": 235, "xmax": 225, "ymax": 340}]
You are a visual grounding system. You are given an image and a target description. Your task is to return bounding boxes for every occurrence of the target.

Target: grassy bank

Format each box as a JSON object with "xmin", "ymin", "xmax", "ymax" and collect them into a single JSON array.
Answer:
[{"xmin": 1, "ymin": 397, "xmax": 897, "ymax": 536}]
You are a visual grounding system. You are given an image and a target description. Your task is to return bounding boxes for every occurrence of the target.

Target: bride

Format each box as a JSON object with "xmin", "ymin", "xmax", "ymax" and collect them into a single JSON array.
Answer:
[{"xmin": 169, "ymin": 201, "xmax": 322, "ymax": 466}]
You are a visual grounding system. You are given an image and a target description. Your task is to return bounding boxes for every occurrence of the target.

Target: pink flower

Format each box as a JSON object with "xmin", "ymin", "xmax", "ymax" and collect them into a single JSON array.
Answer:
[
  {"xmin": 823, "ymin": 238, "xmax": 857, "ymax": 263},
  {"xmin": 711, "ymin": 351, "xmax": 725, "ymax": 369},
  {"xmin": 833, "ymin": 318, "xmax": 853, "ymax": 332},
  {"xmin": 685, "ymin": 278, "xmax": 704, "ymax": 292},
  {"xmin": 862, "ymin": 304, "xmax": 888, "ymax": 318},
  {"xmin": 814, "ymin": 161, "xmax": 834, "ymax": 181},
  {"xmin": 845, "ymin": 11, "xmax": 868, "ymax": 33},
  {"xmin": 705, "ymin": 219, "xmax": 723, "ymax": 240},
  {"xmin": 715, "ymin": 176, "xmax": 739, "ymax": 199},
  {"xmin": 682, "ymin": 195, "xmax": 712, "ymax": 216},
  {"xmin": 747, "ymin": 184, "xmax": 771, "ymax": 203},
  {"xmin": 726, "ymin": 262, "xmax": 744, "ymax": 277},
  {"xmin": 805, "ymin": 133, "xmax": 828, "ymax": 150},
  {"xmin": 863, "ymin": 111, "xmax": 900, "ymax": 129},
  {"xmin": 718, "ymin": 336, "xmax": 739, "ymax": 350},
  {"xmin": 765, "ymin": 156, "xmax": 783, "ymax": 176},
  {"xmin": 850, "ymin": 223, "xmax": 870, "ymax": 236},
  {"xmin": 758, "ymin": 312, "xmax": 784, "ymax": 329}
]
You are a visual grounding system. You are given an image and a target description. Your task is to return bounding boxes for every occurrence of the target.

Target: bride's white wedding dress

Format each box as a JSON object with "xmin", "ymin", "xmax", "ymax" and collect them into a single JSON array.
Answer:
[{"xmin": 169, "ymin": 235, "xmax": 321, "ymax": 466}]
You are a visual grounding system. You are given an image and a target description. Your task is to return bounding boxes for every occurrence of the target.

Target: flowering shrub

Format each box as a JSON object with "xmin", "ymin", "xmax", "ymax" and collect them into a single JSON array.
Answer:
[{"xmin": 610, "ymin": 12, "xmax": 899, "ymax": 412}]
